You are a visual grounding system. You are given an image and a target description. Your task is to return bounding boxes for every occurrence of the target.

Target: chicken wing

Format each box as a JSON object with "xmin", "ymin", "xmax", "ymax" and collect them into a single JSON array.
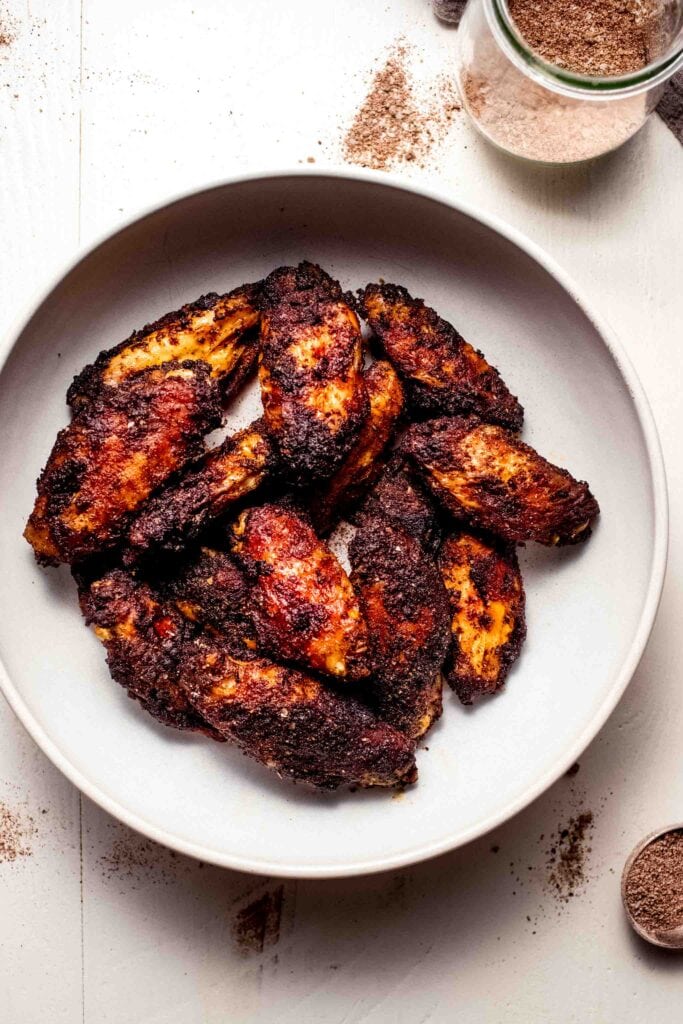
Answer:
[
  {"xmin": 359, "ymin": 282, "xmax": 523, "ymax": 430},
  {"xmin": 349, "ymin": 518, "xmax": 450, "ymax": 738},
  {"xmin": 259, "ymin": 262, "xmax": 368, "ymax": 482},
  {"xmin": 231, "ymin": 502, "xmax": 369, "ymax": 681},
  {"xmin": 439, "ymin": 532, "xmax": 526, "ymax": 704},
  {"xmin": 403, "ymin": 416, "xmax": 600, "ymax": 546},
  {"xmin": 78, "ymin": 569, "xmax": 220, "ymax": 737},
  {"xmin": 165, "ymin": 547, "xmax": 256, "ymax": 658},
  {"xmin": 310, "ymin": 360, "xmax": 404, "ymax": 535},
  {"xmin": 67, "ymin": 283, "xmax": 261, "ymax": 411},
  {"xmin": 25, "ymin": 362, "xmax": 222, "ymax": 566},
  {"xmin": 125, "ymin": 418, "xmax": 274, "ymax": 562},
  {"xmin": 178, "ymin": 632, "xmax": 417, "ymax": 789},
  {"xmin": 353, "ymin": 455, "xmax": 442, "ymax": 555}
]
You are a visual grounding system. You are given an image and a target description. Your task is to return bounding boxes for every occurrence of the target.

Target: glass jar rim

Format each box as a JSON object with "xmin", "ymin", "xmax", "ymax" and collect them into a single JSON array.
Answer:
[{"xmin": 487, "ymin": 0, "xmax": 683, "ymax": 98}]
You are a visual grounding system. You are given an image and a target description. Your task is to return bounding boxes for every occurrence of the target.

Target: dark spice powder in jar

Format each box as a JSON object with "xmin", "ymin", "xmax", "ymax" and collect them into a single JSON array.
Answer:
[
  {"xmin": 508, "ymin": 0, "xmax": 660, "ymax": 77},
  {"xmin": 624, "ymin": 830, "xmax": 683, "ymax": 939}
]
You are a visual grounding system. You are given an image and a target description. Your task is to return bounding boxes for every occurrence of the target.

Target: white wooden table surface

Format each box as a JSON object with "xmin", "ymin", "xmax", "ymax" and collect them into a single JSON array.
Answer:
[{"xmin": 1, "ymin": 1, "xmax": 682, "ymax": 1021}]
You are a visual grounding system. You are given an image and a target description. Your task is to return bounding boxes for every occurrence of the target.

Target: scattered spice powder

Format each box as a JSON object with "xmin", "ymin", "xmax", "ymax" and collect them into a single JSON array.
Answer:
[
  {"xmin": 100, "ymin": 832, "xmax": 187, "ymax": 887},
  {"xmin": 0, "ymin": 6, "xmax": 17, "ymax": 48},
  {"xmin": 624, "ymin": 830, "xmax": 683, "ymax": 940},
  {"xmin": 0, "ymin": 801, "xmax": 37, "ymax": 863},
  {"xmin": 342, "ymin": 42, "xmax": 460, "ymax": 171},
  {"xmin": 545, "ymin": 810, "xmax": 594, "ymax": 901},
  {"xmin": 508, "ymin": 0, "xmax": 662, "ymax": 77}
]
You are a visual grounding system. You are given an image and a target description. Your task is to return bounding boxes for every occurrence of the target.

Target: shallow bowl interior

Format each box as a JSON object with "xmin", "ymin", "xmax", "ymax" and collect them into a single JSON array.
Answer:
[{"xmin": 0, "ymin": 172, "xmax": 665, "ymax": 877}]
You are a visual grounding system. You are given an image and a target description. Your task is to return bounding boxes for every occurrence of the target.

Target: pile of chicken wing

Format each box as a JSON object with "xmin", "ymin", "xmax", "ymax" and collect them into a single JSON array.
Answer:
[{"xmin": 25, "ymin": 262, "xmax": 600, "ymax": 791}]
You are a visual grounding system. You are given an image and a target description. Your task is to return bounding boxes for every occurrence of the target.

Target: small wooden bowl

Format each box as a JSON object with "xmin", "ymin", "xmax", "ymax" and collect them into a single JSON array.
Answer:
[{"xmin": 621, "ymin": 824, "xmax": 683, "ymax": 949}]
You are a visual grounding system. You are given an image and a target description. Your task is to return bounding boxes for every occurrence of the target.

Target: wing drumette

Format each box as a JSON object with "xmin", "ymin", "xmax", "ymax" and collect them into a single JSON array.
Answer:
[
  {"xmin": 125, "ymin": 418, "xmax": 274, "ymax": 562},
  {"xmin": 349, "ymin": 517, "xmax": 451, "ymax": 738},
  {"xmin": 25, "ymin": 362, "xmax": 222, "ymax": 566},
  {"xmin": 403, "ymin": 416, "xmax": 599, "ymax": 546},
  {"xmin": 439, "ymin": 532, "xmax": 526, "ymax": 704},
  {"xmin": 178, "ymin": 632, "xmax": 416, "ymax": 790},
  {"xmin": 67, "ymin": 283, "xmax": 261, "ymax": 410},
  {"xmin": 232, "ymin": 502, "xmax": 369, "ymax": 682},
  {"xmin": 259, "ymin": 262, "xmax": 368, "ymax": 482},
  {"xmin": 359, "ymin": 282, "xmax": 523, "ymax": 430}
]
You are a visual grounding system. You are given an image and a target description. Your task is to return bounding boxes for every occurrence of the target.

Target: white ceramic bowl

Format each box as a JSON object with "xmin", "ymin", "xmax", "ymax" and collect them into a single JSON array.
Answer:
[{"xmin": 0, "ymin": 170, "xmax": 667, "ymax": 878}]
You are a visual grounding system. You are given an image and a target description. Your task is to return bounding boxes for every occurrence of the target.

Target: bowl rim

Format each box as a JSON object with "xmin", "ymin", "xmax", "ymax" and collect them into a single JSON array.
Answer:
[{"xmin": 0, "ymin": 166, "xmax": 669, "ymax": 878}]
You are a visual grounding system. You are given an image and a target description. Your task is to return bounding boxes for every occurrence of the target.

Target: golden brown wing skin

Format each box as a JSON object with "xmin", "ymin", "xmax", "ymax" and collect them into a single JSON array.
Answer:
[
  {"xmin": 349, "ymin": 518, "xmax": 450, "ymax": 739},
  {"xmin": 165, "ymin": 547, "xmax": 256, "ymax": 658},
  {"xmin": 24, "ymin": 362, "xmax": 222, "ymax": 566},
  {"xmin": 353, "ymin": 455, "xmax": 442, "ymax": 555},
  {"xmin": 259, "ymin": 262, "xmax": 368, "ymax": 482},
  {"xmin": 178, "ymin": 632, "xmax": 417, "ymax": 789},
  {"xmin": 439, "ymin": 532, "xmax": 526, "ymax": 704},
  {"xmin": 78, "ymin": 569, "xmax": 221, "ymax": 737},
  {"xmin": 310, "ymin": 360, "xmax": 404, "ymax": 535},
  {"xmin": 67, "ymin": 283, "xmax": 261, "ymax": 410},
  {"xmin": 403, "ymin": 416, "xmax": 600, "ymax": 546},
  {"xmin": 232, "ymin": 503, "xmax": 369, "ymax": 681},
  {"xmin": 359, "ymin": 282, "xmax": 523, "ymax": 430},
  {"xmin": 125, "ymin": 418, "xmax": 274, "ymax": 562}
]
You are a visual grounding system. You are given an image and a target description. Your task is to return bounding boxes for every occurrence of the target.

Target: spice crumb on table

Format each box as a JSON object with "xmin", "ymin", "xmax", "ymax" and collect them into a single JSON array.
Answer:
[{"xmin": 342, "ymin": 40, "xmax": 461, "ymax": 171}]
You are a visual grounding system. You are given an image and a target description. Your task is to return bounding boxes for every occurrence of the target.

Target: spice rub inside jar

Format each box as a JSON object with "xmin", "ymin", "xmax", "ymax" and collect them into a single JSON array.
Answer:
[{"xmin": 508, "ymin": 0, "xmax": 663, "ymax": 77}]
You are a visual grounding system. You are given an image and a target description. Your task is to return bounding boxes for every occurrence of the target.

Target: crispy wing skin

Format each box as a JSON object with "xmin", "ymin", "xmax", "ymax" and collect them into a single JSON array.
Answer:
[
  {"xmin": 403, "ymin": 416, "xmax": 600, "ymax": 546},
  {"xmin": 178, "ymin": 632, "xmax": 417, "ymax": 789},
  {"xmin": 78, "ymin": 569, "xmax": 220, "ymax": 737},
  {"xmin": 125, "ymin": 418, "xmax": 274, "ymax": 562},
  {"xmin": 67, "ymin": 283, "xmax": 261, "ymax": 410},
  {"xmin": 360, "ymin": 282, "xmax": 523, "ymax": 430},
  {"xmin": 439, "ymin": 532, "xmax": 526, "ymax": 704},
  {"xmin": 25, "ymin": 362, "xmax": 222, "ymax": 566},
  {"xmin": 232, "ymin": 503, "xmax": 369, "ymax": 681},
  {"xmin": 353, "ymin": 455, "xmax": 442, "ymax": 554},
  {"xmin": 259, "ymin": 262, "xmax": 368, "ymax": 482},
  {"xmin": 165, "ymin": 547, "xmax": 256, "ymax": 658},
  {"xmin": 349, "ymin": 518, "xmax": 450, "ymax": 738},
  {"xmin": 310, "ymin": 360, "xmax": 404, "ymax": 535}
]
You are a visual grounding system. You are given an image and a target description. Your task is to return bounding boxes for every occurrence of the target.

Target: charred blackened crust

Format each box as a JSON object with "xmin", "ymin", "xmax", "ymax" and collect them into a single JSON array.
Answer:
[
  {"xmin": 352, "ymin": 454, "xmax": 443, "ymax": 555},
  {"xmin": 402, "ymin": 416, "xmax": 600, "ymax": 546},
  {"xmin": 349, "ymin": 517, "xmax": 451, "ymax": 738},
  {"xmin": 78, "ymin": 569, "xmax": 222, "ymax": 738},
  {"xmin": 259, "ymin": 262, "xmax": 368, "ymax": 482},
  {"xmin": 359, "ymin": 282, "xmax": 524, "ymax": 431},
  {"xmin": 164, "ymin": 547, "xmax": 257, "ymax": 659},
  {"xmin": 67, "ymin": 282, "xmax": 262, "ymax": 410},
  {"xmin": 124, "ymin": 418, "xmax": 275, "ymax": 563},
  {"xmin": 178, "ymin": 631, "xmax": 417, "ymax": 790},
  {"xmin": 24, "ymin": 361, "xmax": 223, "ymax": 566},
  {"xmin": 439, "ymin": 531, "xmax": 526, "ymax": 704}
]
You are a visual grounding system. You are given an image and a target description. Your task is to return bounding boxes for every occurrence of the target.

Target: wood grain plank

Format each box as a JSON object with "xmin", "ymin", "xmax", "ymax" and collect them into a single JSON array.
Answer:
[{"xmin": 0, "ymin": 1, "xmax": 83, "ymax": 1022}]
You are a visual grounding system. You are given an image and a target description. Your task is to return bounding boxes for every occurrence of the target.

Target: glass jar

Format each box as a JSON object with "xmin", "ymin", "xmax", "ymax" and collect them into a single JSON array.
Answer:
[{"xmin": 456, "ymin": 0, "xmax": 683, "ymax": 163}]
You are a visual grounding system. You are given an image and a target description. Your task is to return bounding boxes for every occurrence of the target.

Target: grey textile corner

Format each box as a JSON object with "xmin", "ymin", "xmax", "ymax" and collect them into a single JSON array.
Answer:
[{"xmin": 657, "ymin": 71, "xmax": 683, "ymax": 145}]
